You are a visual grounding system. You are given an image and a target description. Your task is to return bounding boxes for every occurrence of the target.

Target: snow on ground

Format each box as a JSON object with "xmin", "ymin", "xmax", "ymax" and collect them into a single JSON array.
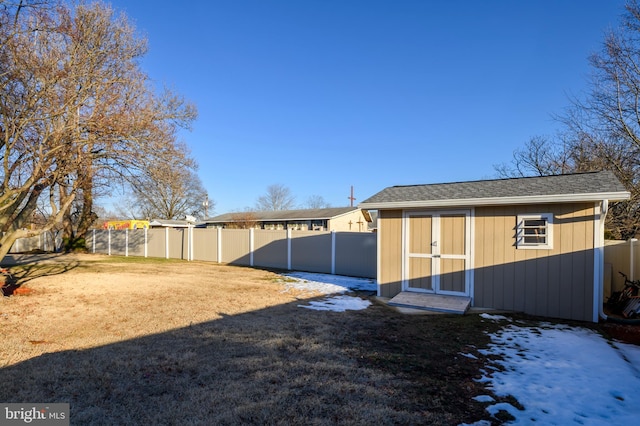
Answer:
[
  {"xmin": 280, "ymin": 272, "xmax": 376, "ymax": 312},
  {"xmin": 472, "ymin": 313, "xmax": 640, "ymax": 425}
]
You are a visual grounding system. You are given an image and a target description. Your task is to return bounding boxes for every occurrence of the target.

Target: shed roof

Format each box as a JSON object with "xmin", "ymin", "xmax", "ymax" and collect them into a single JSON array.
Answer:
[
  {"xmin": 204, "ymin": 207, "xmax": 370, "ymax": 223},
  {"xmin": 359, "ymin": 171, "xmax": 630, "ymax": 209}
]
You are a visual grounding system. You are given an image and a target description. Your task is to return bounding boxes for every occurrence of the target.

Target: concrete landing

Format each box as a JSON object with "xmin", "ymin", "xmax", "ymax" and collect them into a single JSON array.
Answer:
[{"xmin": 388, "ymin": 292, "xmax": 471, "ymax": 314}]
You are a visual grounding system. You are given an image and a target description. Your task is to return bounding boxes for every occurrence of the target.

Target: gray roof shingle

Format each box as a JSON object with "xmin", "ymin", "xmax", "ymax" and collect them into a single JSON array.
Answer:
[{"xmin": 359, "ymin": 171, "xmax": 629, "ymax": 208}]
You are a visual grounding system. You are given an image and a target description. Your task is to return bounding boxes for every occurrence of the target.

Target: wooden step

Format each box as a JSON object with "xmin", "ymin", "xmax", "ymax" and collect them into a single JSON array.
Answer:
[{"xmin": 388, "ymin": 291, "xmax": 471, "ymax": 314}]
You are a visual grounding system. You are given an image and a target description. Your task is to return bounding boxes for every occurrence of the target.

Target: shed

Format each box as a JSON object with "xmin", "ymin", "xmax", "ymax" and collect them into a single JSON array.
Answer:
[{"xmin": 359, "ymin": 171, "xmax": 630, "ymax": 322}]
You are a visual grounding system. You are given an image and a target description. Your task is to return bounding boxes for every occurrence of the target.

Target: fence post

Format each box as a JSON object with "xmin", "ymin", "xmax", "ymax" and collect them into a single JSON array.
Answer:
[
  {"xmin": 144, "ymin": 227, "xmax": 148, "ymax": 258},
  {"xmin": 249, "ymin": 228, "xmax": 254, "ymax": 266},
  {"xmin": 92, "ymin": 229, "xmax": 96, "ymax": 253},
  {"xmin": 165, "ymin": 227, "xmax": 169, "ymax": 259},
  {"xmin": 287, "ymin": 229, "xmax": 292, "ymax": 270},
  {"xmin": 331, "ymin": 230, "xmax": 336, "ymax": 275},
  {"xmin": 125, "ymin": 229, "xmax": 129, "ymax": 257},
  {"xmin": 217, "ymin": 227, "xmax": 222, "ymax": 263},
  {"xmin": 108, "ymin": 229, "xmax": 111, "ymax": 256}
]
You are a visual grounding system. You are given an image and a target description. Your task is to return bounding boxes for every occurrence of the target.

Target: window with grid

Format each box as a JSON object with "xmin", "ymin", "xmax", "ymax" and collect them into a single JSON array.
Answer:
[{"xmin": 517, "ymin": 213, "xmax": 553, "ymax": 249}]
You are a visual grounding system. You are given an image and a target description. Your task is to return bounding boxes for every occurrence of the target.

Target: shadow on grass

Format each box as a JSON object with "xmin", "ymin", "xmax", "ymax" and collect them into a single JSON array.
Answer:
[
  {"xmin": 1, "ymin": 253, "xmax": 81, "ymax": 295},
  {"xmin": 0, "ymin": 296, "xmax": 502, "ymax": 425}
]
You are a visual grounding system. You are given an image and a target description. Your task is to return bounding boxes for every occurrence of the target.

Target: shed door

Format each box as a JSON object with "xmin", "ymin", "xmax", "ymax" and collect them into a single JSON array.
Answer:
[{"xmin": 405, "ymin": 211, "xmax": 470, "ymax": 296}]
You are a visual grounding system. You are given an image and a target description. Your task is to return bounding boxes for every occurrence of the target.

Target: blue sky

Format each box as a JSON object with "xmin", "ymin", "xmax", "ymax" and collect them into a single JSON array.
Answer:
[{"xmin": 107, "ymin": 0, "xmax": 625, "ymax": 215}]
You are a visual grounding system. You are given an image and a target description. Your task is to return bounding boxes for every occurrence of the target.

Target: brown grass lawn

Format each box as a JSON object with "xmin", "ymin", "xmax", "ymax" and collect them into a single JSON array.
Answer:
[{"xmin": 0, "ymin": 253, "xmax": 594, "ymax": 425}]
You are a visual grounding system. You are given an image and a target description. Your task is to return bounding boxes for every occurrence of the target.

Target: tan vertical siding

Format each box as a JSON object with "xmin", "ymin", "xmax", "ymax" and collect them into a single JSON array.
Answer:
[
  {"xmin": 379, "ymin": 210, "xmax": 403, "ymax": 298},
  {"xmin": 474, "ymin": 203, "xmax": 595, "ymax": 322},
  {"xmin": 441, "ymin": 214, "xmax": 465, "ymax": 255},
  {"xmin": 440, "ymin": 258, "xmax": 465, "ymax": 292},
  {"xmin": 409, "ymin": 215, "xmax": 432, "ymax": 254}
]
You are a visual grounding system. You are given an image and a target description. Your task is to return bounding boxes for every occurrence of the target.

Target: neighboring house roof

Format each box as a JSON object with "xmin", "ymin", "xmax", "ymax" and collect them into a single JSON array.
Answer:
[
  {"xmin": 359, "ymin": 171, "xmax": 630, "ymax": 209},
  {"xmin": 204, "ymin": 207, "xmax": 371, "ymax": 223},
  {"xmin": 149, "ymin": 219, "xmax": 194, "ymax": 228}
]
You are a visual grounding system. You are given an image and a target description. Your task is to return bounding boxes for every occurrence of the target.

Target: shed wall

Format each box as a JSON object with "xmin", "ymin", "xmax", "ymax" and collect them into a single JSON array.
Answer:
[
  {"xmin": 474, "ymin": 203, "xmax": 596, "ymax": 322},
  {"xmin": 378, "ymin": 209, "xmax": 403, "ymax": 298}
]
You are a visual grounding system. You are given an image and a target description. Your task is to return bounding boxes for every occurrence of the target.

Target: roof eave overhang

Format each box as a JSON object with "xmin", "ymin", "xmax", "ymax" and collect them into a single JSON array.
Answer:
[
  {"xmin": 219, "ymin": 217, "xmax": 333, "ymax": 222},
  {"xmin": 358, "ymin": 191, "xmax": 631, "ymax": 210}
]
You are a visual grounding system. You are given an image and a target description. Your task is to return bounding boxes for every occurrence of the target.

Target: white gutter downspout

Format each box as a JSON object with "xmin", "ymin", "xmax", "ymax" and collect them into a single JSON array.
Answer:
[{"xmin": 598, "ymin": 200, "xmax": 609, "ymax": 322}]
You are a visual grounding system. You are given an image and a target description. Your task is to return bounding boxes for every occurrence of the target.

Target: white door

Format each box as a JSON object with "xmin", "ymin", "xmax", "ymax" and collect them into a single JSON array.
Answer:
[{"xmin": 404, "ymin": 210, "xmax": 470, "ymax": 296}]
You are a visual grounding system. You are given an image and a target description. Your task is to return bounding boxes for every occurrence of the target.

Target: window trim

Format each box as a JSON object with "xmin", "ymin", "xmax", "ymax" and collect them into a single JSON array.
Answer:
[{"xmin": 516, "ymin": 213, "xmax": 553, "ymax": 250}]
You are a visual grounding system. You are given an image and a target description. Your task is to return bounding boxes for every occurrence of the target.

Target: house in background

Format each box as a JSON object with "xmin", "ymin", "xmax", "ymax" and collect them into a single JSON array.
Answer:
[
  {"xmin": 359, "ymin": 171, "xmax": 630, "ymax": 322},
  {"xmin": 149, "ymin": 219, "xmax": 195, "ymax": 228},
  {"xmin": 200, "ymin": 207, "xmax": 372, "ymax": 232}
]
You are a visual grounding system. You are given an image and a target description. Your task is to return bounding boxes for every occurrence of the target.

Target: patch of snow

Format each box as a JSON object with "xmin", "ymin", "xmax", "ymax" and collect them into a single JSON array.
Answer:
[
  {"xmin": 283, "ymin": 271, "xmax": 376, "ymax": 293},
  {"xmin": 473, "ymin": 395, "xmax": 495, "ymax": 403},
  {"xmin": 459, "ymin": 352, "xmax": 478, "ymax": 359},
  {"xmin": 479, "ymin": 313, "xmax": 511, "ymax": 322},
  {"xmin": 280, "ymin": 272, "xmax": 375, "ymax": 312},
  {"xmin": 478, "ymin": 322, "xmax": 640, "ymax": 425},
  {"xmin": 298, "ymin": 295, "xmax": 371, "ymax": 312}
]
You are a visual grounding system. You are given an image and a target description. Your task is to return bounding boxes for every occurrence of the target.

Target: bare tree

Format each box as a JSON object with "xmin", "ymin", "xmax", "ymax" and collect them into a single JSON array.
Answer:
[
  {"xmin": 494, "ymin": 136, "xmax": 573, "ymax": 178},
  {"xmin": 495, "ymin": 1, "xmax": 640, "ymax": 239},
  {"xmin": 255, "ymin": 184, "xmax": 295, "ymax": 211},
  {"xmin": 226, "ymin": 212, "xmax": 259, "ymax": 229},
  {"xmin": 0, "ymin": 1, "xmax": 196, "ymax": 257},
  {"xmin": 128, "ymin": 160, "xmax": 211, "ymax": 220},
  {"xmin": 303, "ymin": 195, "xmax": 331, "ymax": 209}
]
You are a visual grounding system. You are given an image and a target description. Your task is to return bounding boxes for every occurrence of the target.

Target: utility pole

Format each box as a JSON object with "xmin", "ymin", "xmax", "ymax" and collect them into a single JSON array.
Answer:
[
  {"xmin": 203, "ymin": 198, "xmax": 209, "ymax": 218},
  {"xmin": 348, "ymin": 186, "xmax": 356, "ymax": 207}
]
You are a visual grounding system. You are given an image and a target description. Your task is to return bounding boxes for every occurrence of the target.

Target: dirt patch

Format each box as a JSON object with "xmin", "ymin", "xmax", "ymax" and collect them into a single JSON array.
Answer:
[{"xmin": 601, "ymin": 321, "xmax": 640, "ymax": 345}]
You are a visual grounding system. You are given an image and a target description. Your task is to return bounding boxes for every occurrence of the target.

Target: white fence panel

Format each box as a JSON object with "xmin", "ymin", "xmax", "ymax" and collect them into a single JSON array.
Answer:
[{"xmin": 86, "ymin": 228, "xmax": 376, "ymax": 278}]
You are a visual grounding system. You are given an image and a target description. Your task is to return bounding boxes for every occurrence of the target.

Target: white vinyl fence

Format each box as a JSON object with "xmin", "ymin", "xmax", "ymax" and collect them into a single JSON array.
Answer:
[
  {"xmin": 86, "ymin": 228, "xmax": 377, "ymax": 279},
  {"xmin": 604, "ymin": 239, "xmax": 640, "ymax": 297},
  {"xmin": 7, "ymin": 231, "xmax": 60, "ymax": 254}
]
